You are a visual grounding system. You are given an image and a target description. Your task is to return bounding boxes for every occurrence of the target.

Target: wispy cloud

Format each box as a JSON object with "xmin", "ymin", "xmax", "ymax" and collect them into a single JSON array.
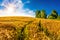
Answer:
[{"xmin": 0, "ymin": 0, "xmax": 35, "ymax": 17}]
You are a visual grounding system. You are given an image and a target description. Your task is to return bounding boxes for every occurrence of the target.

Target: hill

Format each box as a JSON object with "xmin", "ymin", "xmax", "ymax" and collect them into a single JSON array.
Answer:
[{"xmin": 0, "ymin": 16, "xmax": 60, "ymax": 40}]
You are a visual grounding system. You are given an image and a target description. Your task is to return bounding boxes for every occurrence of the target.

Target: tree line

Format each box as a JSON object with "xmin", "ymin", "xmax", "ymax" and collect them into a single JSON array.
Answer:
[{"xmin": 35, "ymin": 10, "xmax": 60, "ymax": 19}]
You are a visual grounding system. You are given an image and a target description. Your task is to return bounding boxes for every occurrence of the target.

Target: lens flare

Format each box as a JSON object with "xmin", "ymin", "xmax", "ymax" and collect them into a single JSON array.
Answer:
[
  {"xmin": 0, "ymin": 0, "xmax": 35, "ymax": 17},
  {"xmin": 5, "ymin": 4, "xmax": 15, "ymax": 14}
]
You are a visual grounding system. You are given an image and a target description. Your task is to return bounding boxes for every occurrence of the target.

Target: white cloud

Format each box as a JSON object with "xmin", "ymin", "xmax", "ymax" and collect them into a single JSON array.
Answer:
[{"xmin": 0, "ymin": 0, "xmax": 35, "ymax": 17}]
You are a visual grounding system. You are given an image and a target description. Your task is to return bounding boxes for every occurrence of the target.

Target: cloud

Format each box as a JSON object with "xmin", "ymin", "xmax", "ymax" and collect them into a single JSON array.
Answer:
[
  {"xmin": 0, "ymin": 0, "xmax": 35, "ymax": 17},
  {"xmin": 25, "ymin": 0, "xmax": 30, "ymax": 3}
]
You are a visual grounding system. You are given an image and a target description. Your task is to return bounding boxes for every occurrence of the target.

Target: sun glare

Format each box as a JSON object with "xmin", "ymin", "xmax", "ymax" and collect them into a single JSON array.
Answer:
[
  {"xmin": 0, "ymin": 0, "xmax": 35, "ymax": 17},
  {"xmin": 6, "ymin": 4, "xmax": 15, "ymax": 14}
]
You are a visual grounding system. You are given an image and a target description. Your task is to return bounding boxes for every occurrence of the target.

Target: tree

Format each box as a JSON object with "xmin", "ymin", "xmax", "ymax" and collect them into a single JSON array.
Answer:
[
  {"xmin": 48, "ymin": 10, "xmax": 58, "ymax": 19},
  {"xmin": 57, "ymin": 15, "xmax": 60, "ymax": 19},
  {"xmin": 41, "ymin": 10, "xmax": 47, "ymax": 18},
  {"xmin": 35, "ymin": 10, "xmax": 47, "ymax": 18},
  {"xmin": 35, "ymin": 10, "xmax": 41, "ymax": 18}
]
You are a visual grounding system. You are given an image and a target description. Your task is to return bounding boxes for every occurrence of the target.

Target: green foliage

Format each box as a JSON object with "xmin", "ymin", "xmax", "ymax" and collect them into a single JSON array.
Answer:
[
  {"xmin": 57, "ymin": 15, "xmax": 60, "ymax": 19},
  {"xmin": 35, "ymin": 10, "xmax": 47, "ymax": 18},
  {"xmin": 35, "ymin": 10, "xmax": 60, "ymax": 19},
  {"xmin": 48, "ymin": 10, "xmax": 58, "ymax": 19},
  {"xmin": 40, "ymin": 10, "xmax": 47, "ymax": 18},
  {"xmin": 48, "ymin": 15, "xmax": 56, "ymax": 19},
  {"xmin": 35, "ymin": 10, "xmax": 41, "ymax": 18}
]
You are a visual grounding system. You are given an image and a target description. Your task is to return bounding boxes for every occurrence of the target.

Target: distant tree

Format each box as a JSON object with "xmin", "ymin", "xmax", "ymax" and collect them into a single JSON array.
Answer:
[
  {"xmin": 40, "ymin": 10, "xmax": 47, "ymax": 18},
  {"xmin": 57, "ymin": 15, "xmax": 60, "ymax": 19},
  {"xmin": 48, "ymin": 10, "xmax": 58, "ymax": 19},
  {"xmin": 35, "ymin": 10, "xmax": 47, "ymax": 18},
  {"xmin": 48, "ymin": 15, "xmax": 55, "ymax": 19},
  {"xmin": 35, "ymin": 10, "xmax": 41, "ymax": 18}
]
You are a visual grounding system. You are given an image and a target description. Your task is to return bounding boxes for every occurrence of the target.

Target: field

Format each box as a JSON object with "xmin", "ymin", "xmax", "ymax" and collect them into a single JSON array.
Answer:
[{"xmin": 0, "ymin": 16, "xmax": 60, "ymax": 40}]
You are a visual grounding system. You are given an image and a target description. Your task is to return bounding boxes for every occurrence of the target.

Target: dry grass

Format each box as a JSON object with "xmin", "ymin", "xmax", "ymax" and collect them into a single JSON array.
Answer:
[{"xmin": 0, "ymin": 16, "xmax": 60, "ymax": 40}]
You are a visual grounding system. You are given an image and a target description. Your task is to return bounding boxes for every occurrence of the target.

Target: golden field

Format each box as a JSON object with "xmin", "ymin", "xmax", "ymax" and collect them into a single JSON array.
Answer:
[{"xmin": 0, "ymin": 16, "xmax": 60, "ymax": 40}]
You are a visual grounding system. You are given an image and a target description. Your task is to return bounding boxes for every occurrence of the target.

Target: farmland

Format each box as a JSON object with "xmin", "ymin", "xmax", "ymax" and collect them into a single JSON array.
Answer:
[{"xmin": 0, "ymin": 16, "xmax": 60, "ymax": 40}]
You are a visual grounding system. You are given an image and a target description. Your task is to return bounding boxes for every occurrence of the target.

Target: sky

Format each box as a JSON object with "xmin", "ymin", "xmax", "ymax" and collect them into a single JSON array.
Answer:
[{"xmin": 0, "ymin": 0, "xmax": 60, "ymax": 17}]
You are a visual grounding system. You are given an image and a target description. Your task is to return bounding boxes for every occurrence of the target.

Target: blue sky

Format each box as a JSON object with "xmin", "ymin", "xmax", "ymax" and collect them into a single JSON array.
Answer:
[
  {"xmin": 0, "ymin": 0, "xmax": 60, "ymax": 17},
  {"xmin": 22, "ymin": 0, "xmax": 60, "ymax": 15}
]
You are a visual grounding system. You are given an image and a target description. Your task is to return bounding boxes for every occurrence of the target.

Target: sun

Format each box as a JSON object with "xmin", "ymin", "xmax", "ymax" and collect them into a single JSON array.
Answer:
[{"xmin": 6, "ymin": 4, "xmax": 15, "ymax": 14}]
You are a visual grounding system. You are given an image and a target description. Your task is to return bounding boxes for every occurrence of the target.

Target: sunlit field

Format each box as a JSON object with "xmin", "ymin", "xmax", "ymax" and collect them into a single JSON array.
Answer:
[
  {"xmin": 0, "ymin": 0, "xmax": 60, "ymax": 40},
  {"xmin": 0, "ymin": 17, "xmax": 60, "ymax": 40}
]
